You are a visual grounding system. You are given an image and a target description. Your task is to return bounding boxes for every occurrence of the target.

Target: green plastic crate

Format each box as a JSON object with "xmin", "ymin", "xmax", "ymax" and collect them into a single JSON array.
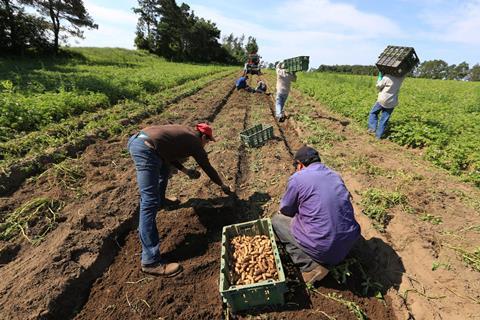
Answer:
[
  {"xmin": 219, "ymin": 218, "xmax": 288, "ymax": 313},
  {"xmin": 282, "ymin": 56, "xmax": 309, "ymax": 73},
  {"xmin": 240, "ymin": 124, "xmax": 274, "ymax": 147},
  {"xmin": 376, "ymin": 46, "xmax": 420, "ymax": 76}
]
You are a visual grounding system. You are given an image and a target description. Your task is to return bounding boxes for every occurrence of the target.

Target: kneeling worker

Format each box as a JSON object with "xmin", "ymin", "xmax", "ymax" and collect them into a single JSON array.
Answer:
[
  {"xmin": 127, "ymin": 123, "xmax": 233, "ymax": 277},
  {"xmin": 272, "ymin": 146, "xmax": 361, "ymax": 284},
  {"xmin": 235, "ymin": 75, "xmax": 248, "ymax": 90}
]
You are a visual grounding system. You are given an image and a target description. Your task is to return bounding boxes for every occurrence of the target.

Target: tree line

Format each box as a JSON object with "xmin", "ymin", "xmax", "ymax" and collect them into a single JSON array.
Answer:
[
  {"xmin": 134, "ymin": 0, "xmax": 258, "ymax": 64},
  {"xmin": 315, "ymin": 60, "xmax": 480, "ymax": 81},
  {"xmin": 1, "ymin": 0, "xmax": 96, "ymax": 54}
]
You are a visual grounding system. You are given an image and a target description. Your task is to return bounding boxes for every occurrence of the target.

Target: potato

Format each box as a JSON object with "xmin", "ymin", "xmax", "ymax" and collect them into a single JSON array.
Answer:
[{"xmin": 229, "ymin": 234, "xmax": 279, "ymax": 287}]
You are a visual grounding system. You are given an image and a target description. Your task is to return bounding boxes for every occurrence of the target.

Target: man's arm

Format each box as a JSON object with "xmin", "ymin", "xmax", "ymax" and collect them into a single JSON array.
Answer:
[
  {"xmin": 279, "ymin": 177, "xmax": 299, "ymax": 217},
  {"xmin": 170, "ymin": 159, "xmax": 186, "ymax": 172},
  {"xmin": 193, "ymin": 148, "xmax": 223, "ymax": 186},
  {"xmin": 170, "ymin": 160, "xmax": 200, "ymax": 179}
]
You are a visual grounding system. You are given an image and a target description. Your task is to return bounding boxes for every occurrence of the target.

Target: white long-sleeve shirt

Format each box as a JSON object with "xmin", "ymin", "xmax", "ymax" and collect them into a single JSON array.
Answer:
[
  {"xmin": 276, "ymin": 65, "xmax": 296, "ymax": 95},
  {"xmin": 376, "ymin": 74, "xmax": 405, "ymax": 109}
]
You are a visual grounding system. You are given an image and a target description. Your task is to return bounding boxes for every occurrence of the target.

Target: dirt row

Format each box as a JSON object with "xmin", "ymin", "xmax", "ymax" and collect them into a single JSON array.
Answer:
[
  {"xmin": 279, "ymin": 81, "xmax": 480, "ymax": 320},
  {"xmin": 2, "ymin": 72, "xmax": 479, "ymax": 320},
  {"xmin": 0, "ymin": 77, "xmax": 235, "ymax": 319},
  {"xmin": 74, "ymin": 79, "xmax": 398, "ymax": 320}
]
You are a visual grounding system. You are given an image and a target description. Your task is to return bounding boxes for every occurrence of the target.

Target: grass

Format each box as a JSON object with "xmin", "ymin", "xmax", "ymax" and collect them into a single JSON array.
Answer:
[
  {"xmin": 420, "ymin": 213, "xmax": 443, "ymax": 225},
  {"xmin": 295, "ymin": 72, "xmax": 480, "ymax": 187},
  {"xmin": 0, "ymin": 197, "xmax": 64, "ymax": 244},
  {"xmin": 431, "ymin": 261, "xmax": 452, "ymax": 271},
  {"xmin": 446, "ymin": 244, "xmax": 480, "ymax": 272},
  {"xmin": 0, "ymin": 48, "xmax": 235, "ymax": 140},
  {"xmin": 360, "ymin": 188, "xmax": 408, "ymax": 231}
]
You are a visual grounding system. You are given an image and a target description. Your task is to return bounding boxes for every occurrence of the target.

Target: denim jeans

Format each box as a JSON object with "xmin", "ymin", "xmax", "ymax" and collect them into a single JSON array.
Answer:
[
  {"xmin": 127, "ymin": 133, "xmax": 170, "ymax": 265},
  {"xmin": 368, "ymin": 102, "xmax": 394, "ymax": 139},
  {"xmin": 275, "ymin": 92, "xmax": 289, "ymax": 118},
  {"xmin": 271, "ymin": 213, "xmax": 319, "ymax": 272}
]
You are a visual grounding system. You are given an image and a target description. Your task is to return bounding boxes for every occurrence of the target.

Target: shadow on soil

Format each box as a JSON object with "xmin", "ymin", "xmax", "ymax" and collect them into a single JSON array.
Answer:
[
  {"xmin": 232, "ymin": 235, "xmax": 404, "ymax": 318},
  {"xmin": 321, "ymin": 236, "xmax": 405, "ymax": 298},
  {"xmin": 162, "ymin": 192, "xmax": 271, "ymax": 262}
]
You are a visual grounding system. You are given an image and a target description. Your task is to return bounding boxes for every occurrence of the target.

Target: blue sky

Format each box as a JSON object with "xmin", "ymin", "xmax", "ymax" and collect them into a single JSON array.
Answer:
[{"xmin": 76, "ymin": 0, "xmax": 480, "ymax": 67}]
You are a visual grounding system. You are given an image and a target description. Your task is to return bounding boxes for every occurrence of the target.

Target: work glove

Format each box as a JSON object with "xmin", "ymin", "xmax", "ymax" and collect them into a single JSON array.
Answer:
[{"xmin": 186, "ymin": 169, "xmax": 201, "ymax": 179}]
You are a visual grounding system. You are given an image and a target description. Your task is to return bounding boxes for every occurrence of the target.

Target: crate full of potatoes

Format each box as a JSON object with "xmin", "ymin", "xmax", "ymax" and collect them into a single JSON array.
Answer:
[{"xmin": 219, "ymin": 218, "xmax": 287, "ymax": 313}]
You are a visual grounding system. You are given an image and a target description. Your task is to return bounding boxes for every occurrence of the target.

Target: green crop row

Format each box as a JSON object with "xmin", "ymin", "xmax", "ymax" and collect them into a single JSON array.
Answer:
[
  {"xmin": 0, "ymin": 48, "xmax": 235, "ymax": 141},
  {"xmin": 295, "ymin": 73, "xmax": 480, "ymax": 187},
  {"xmin": 0, "ymin": 69, "xmax": 233, "ymax": 166}
]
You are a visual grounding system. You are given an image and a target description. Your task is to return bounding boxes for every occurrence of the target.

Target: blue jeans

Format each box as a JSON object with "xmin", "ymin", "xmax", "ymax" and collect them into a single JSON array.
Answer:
[
  {"xmin": 275, "ymin": 92, "xmax": 289, "ymax": 118},
  {"xmin": 127, "ymin": 133, "xmax": 170, "ymax": 265},
  {"xmin": 368, "ymin": 102, "xmax": 394, "ymax": 139},
  {"xmin": 271, "ymin": 214, "xmax": 319, "ymax": 272}
]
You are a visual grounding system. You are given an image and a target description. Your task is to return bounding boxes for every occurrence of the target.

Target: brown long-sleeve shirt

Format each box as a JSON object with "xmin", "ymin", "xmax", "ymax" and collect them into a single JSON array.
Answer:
[{"xmin": 142, "ymin": 124, "xmax": 223, "ymax": 186}]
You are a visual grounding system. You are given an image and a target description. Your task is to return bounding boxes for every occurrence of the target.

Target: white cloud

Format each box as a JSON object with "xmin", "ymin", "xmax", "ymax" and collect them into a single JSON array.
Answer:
[
  {"xmin": 274, "ymin": 0, "xmax": 403, "ymax": 38},
  {"xmin": 84, "ymin": 0, "xmax": 137, "ymax": 25},
  {"xmin": 422, "ymin": 0, "xmax": 480, "ymax": 44},
  {"xmin": 71, "ymin": 1, "xmax": 137, "ymax": 48},
  {"xmin": 190, "ymin": 2, "xmax": 401, "ymax": 66}
]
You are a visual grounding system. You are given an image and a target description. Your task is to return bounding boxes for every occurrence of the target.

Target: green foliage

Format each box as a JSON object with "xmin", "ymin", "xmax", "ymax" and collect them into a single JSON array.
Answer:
[
  {"xmin": 133, "ymin": 0, "xmax": 236, "ymax": 63},
  {"xmin": 30, "ymin": 0, "xmax": 98, "ymax": 52},
  {"xmin": 431, "ymin": 261, "xmax": 451, "ymax": 271},
  {"xmin": 420, "ymin": 213, "xmax": 443, "ymax": 225},
  {"xmin": 0, "ymin": 48, "xmax": 232, "ymax": 141},
  {"xmin": 360, "ymin": 188, "xmax": 407, "ymax": 231},
  {"xmin": 0, "ymin": 0, "xmax": 51, "ymax": 53},
  {"xmin": 295, "ymin": 73, "xmax": 480, "ymax": 187},
  {"xmin": 447, "ymin": 245, "xmax": 480, "ymax": 272}
]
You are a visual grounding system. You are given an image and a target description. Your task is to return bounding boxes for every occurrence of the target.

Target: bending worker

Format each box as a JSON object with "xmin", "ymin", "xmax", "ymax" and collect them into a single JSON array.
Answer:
[
  {"xmin": 272, "ymin": 146, "xmax": 361, "ymax": 284},
  {"xmin": 127, "ymin": 123, "xmax": 233, "ymax": 277}
]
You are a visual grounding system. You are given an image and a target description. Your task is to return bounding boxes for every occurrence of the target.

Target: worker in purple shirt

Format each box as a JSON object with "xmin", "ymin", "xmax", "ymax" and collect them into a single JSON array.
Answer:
[{"xmin": 272, "ymin": 146, "xmax": 361, "ymax": 284}]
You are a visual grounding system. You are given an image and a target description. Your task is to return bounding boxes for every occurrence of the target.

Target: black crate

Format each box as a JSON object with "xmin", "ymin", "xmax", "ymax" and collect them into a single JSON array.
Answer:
[{"xmin": 376, "ymin": 46, "xmax": 419, "ymax": 77}]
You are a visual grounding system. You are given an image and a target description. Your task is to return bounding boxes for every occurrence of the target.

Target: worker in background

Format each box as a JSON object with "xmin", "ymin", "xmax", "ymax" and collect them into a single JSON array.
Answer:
[
  {"xmin": 235, "ymin": 75, "xmax": 249, "ymax": 90},
  {"xmin": 127, "ymin": 123, "xmax": 234, "ymax": 277},
  {"xmin": 255, "ymin": 80, "xmax": 267, "ymax": 93},
  {"xmin": 367, "ymin": 71, "xmax": 405, "ymax": 139},
  {"xmin": 272, "ymin": 146, "xmax": 361, "ymax": 284},
  {"xmin": 243, "ymin": 51, "xmax": 261, "ymax": 76},
  {"xmin": 275, "ymin": 62, "xmax": 296, "ymax": 122}
]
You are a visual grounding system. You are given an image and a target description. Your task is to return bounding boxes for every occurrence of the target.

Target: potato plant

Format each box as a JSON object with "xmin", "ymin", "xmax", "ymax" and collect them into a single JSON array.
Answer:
[
  {"xmin": 229, "ymin": 235, "xmax": 279, "ymax": 286},
  {"xmin": 295, "ymin": 72, "xmax": 480, "ymax": 187}
]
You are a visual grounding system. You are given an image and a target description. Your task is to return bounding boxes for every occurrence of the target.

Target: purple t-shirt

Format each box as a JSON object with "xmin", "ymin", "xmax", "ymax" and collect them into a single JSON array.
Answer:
[{"xmin": 280, "ymin": 163, "xmax": 360, "ymax": 265}]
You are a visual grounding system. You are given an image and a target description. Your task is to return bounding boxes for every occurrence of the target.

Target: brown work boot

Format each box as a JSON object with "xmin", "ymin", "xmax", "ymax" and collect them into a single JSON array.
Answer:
[
  {"xmin": 302, "ymin": 264, "xmax": 329, "ymax": 284},
  {"xmin": 141, "ymin": 261, "xmax": 182, "ymax": 277}
]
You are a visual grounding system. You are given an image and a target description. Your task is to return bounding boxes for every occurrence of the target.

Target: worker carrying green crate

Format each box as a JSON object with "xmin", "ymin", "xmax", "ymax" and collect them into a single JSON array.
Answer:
[
  {"xmin": 127, "ymin": 123, "xmax": 234, "ymax": 276},
  {"xmin": 272, "ymin": 146, "xmax": 361, "ymax": 284},
  {"xmin": 367, "ymin": 71, "xmax": 406, "ymax": 139},
  {"xmin": 275, "ymin": 61, "xmax": 297, "ymax": 122}
]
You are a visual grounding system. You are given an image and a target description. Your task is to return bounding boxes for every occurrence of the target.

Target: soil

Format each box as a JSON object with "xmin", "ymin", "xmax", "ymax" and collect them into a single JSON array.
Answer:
[{"xmin": 0, "ymin": 72, "xmax": 479, "ymax": 320}]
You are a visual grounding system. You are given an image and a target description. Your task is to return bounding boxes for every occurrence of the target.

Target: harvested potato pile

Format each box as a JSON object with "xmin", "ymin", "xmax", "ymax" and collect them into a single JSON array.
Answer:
[{"xmin": 230, "ymin": 234, "xmax": 278, "ymax": 286}]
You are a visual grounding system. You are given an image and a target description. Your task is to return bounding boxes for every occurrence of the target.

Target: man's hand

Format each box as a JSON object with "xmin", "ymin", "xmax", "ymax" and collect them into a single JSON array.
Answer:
[
  {"xmin": 186, "ymin": 169, "xmax": 201, "ymax": 179},
  {"xmin": 221, "ymin": 184, "xmax": 234, "ymax": 196}
]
